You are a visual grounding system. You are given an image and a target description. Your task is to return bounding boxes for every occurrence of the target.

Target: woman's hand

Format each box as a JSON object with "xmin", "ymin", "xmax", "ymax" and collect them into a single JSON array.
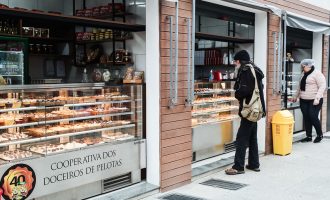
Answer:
[{"xmin": 313, "ymin": 98, "xmax": 320, "ymax": 105}]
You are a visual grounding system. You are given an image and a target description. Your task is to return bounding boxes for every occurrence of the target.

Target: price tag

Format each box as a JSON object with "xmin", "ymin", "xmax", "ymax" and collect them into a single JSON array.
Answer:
[
  {"xmin": 8, "ymin": 144, "xmax": 16, "ymax": 151},
  {"xmin": 60, "ymin": 136, "xmax": 70, "ymax": 144}
]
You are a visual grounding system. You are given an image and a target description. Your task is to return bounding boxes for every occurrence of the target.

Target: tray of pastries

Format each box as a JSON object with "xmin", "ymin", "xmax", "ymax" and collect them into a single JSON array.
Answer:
[
  {"xmin": 74, "ymin": 137, "xmax": 105, "ymax": 145},
  {"xmin": 23, "ymin": 120, "xmax": 133, "ymax": 137},
  {"xmin": 0, "ymin": 132, "xmax": 30, "ymax": 143},
  {"xmin": 27, "ymin": 142, "xmax": 88, "ymax": 155},
  {"xmin": 102, "ymin": 131, "xmax": 135, "ymax": 141},
  {"xmin": 0, "ymin": 149, "xmax": 33, "ymax": 161}
]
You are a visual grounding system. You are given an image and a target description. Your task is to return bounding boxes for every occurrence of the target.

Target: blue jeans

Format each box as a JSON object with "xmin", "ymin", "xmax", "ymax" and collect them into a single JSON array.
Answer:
[
  {"xmin": 233, "ymin": 118, "xmax": 259, "ymax": 171},
  {"xmin": 300, "ymin": 98, "xmax": 323, "ymax": 138}
]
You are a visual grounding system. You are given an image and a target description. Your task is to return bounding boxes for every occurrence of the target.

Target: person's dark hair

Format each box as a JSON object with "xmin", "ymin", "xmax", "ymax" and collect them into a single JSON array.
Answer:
[
  {"xmin": 234, "ymin": 50, "xmax": 250, "ymax": 62},
  {"xmin": 240, "ymin": 60, "xmax": 250, "ymax": 65}
]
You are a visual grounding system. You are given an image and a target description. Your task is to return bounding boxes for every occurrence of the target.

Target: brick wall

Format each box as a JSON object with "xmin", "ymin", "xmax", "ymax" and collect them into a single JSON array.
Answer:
[
  {"xmin": 265, "ymin": 13, "xmax": 282, "ymax": 154},
  {"xmin": 159, "ymin": 0, "xmax": 193, "ymax": 192},
  {"xmin": 321, "ymin": 36, "xmax": 329, "ymax": 132},
  {"xmin": 257, "ymin": 0, "xmax": 330, "ymax": 153}
]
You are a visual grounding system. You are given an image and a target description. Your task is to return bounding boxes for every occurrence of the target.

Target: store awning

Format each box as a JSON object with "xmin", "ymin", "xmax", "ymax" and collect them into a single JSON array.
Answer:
[
  {"xmin": 202, "ymin": 0, "xmax": 282, "ymax": 16},
  {"xmin": 286, "ymin": 11, "xmax": 330, "ymax": 34}
]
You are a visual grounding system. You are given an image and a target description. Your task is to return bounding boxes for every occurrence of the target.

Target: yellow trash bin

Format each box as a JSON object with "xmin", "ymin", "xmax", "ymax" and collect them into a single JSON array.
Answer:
[{"xmin": 271, "ymin": 110, "xmax": 294, "ymax": 155}]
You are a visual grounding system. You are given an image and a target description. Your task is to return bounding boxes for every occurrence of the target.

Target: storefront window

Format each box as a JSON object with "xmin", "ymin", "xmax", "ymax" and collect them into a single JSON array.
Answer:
[
  {"xmin": 192, "ymin": 1, "xmax": 255, "ymax": 161},
  {"xmin": 0, "ymin": 1, "xmax": 146, "ymax": 199}
]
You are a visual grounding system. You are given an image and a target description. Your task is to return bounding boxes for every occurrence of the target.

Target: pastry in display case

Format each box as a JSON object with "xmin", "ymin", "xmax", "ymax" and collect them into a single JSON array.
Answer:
[
  {"xmin": 192, "ymin": 81, "xmax": 240, "ymax": 161},
  {"xmin": 192, "ymin": 81, "xmax": 239, "ymax": 127},
  {"xmin": 0, "ymin": 83, "xmax": 143, "ymax": 164}
]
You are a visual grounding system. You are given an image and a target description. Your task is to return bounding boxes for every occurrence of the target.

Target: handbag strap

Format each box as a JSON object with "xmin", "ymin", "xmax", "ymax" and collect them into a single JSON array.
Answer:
[{"xmin": 247, "ymin": 64, "xmax": 259, "ymax": 92}]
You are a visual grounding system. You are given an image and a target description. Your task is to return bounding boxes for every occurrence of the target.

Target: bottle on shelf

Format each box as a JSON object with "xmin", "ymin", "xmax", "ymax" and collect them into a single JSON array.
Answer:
[
  {"xmin": 209, "ymin": 70, "xmax": 214, "ymax": 82},
  {"xmin": 82, "ymin": 68, "xmax": 89, "ymax": 83}
]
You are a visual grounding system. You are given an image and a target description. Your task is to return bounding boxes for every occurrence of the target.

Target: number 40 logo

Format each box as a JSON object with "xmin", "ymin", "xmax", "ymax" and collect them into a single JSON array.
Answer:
[{"xmin": 0, "ymin": 164, "xmax": 36, "ymax": 200}]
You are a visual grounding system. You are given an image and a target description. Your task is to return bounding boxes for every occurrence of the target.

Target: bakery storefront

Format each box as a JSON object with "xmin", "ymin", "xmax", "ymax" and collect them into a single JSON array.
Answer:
[
  {"xmin": 191, "ymin": 0, "xmax": 268, "ymax": 163},
  {"xmin": 0, "ymin": 1, "xmax": 160, "ymax": 199}
]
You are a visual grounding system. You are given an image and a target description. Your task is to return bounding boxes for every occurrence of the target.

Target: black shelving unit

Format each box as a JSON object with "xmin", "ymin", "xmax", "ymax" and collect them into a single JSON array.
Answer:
[{"xmin": 73, "ymin": 0, "xmax": 141, "ymax": 76}]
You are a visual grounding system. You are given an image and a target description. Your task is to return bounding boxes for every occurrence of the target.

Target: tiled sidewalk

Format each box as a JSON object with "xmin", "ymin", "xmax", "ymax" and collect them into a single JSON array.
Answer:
[{"xmin": 143, "ymin": 132, "xmax": 330, "ymax": 200}]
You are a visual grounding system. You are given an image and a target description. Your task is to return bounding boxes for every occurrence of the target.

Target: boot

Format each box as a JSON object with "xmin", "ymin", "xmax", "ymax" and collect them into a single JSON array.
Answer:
[
  {"xmin": 313, "ymin": 136, "xmax": 323, "ymax": 143},
  {"xmin": 301, "ymin": 137, "xmax": 312, "ymax": 143}
]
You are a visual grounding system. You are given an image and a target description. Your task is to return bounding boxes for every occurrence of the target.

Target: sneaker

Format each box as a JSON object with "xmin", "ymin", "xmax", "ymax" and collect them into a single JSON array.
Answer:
[
  {"xmin": 301, "ymin": 137, "xmax": 312, "ymax": 143},
  {"xmin": 313, "ymin": 136, "xmax": 323, "ymax": 143}
]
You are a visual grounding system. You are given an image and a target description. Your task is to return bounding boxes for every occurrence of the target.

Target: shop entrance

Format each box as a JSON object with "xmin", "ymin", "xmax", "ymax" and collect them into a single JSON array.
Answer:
[
  {"xmin": 282, "ymin": 27, "xmax": 313, "ymax": 133},
  {"xmin": 192, "ymin": 1, "xmax": 255, "ymax": 162}
]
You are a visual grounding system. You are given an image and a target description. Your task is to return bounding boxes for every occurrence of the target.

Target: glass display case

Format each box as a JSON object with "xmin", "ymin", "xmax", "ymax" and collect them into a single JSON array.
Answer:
[
  {"xmin": 192, "ymin": 81, "xmax": 240, "ymax": 161},
  {"xmin": 0, "ymin": 83, "xmax": 143, "ymax": 164},
  {"xmin": 0, "ymin": 36, "xmax": 27, "ymax": 85},
  {"xmin": 284, "ymin": 61, "xmax": 302, "ymax": 109}
]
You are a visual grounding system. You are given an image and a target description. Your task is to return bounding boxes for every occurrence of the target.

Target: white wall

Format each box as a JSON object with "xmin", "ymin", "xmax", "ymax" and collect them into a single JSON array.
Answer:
[
  {"xmin": 145, "ymin": 0, "xmax": 160, "ymax": 186},
  {"xmin": 254, "ymin": 11, "xmax": 268, "ymax": 152},
  {"xmin": 299, "ymin": 0, "xmax": 330, "ymax": 10},
  {"xmin": 312, "ymin": 32, "xmax": 323, "ymax": 71}
]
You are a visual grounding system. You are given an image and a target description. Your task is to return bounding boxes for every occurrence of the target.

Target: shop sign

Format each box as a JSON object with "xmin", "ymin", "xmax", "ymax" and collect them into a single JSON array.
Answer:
[{"xmin": 0, "ymin": 140, "xmax": 145, "ymax": 199}]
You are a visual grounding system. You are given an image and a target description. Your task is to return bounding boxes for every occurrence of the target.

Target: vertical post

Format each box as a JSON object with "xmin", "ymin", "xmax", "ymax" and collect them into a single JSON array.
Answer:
[
  {"xmin": 185, "ymin": 18, "xmax": 192, "ymax": 106},
  {"xmin": 273, "ymin": 31, "xmax": 277, "ymax": 95},
  {"xmin": 277, "ymin": 13, "xmax": 283, "ymax": 94},
  {"xmin": 167, "ymin": 16, "xmax": 174, "ymax": 108},
  {"xmin": 191, "ymin": 0, "xmax": 196, "ymax": 102},
  {"xmin": 174, "ymin": 1, "xmax": 179, "ymax": 105},
  {"xmin": 282, "ymin": 12, "xmax": 287, "ymax": 95},
  {"xmin": 73, "ymin": 0, "xmax": 76, "ymax": 16}
]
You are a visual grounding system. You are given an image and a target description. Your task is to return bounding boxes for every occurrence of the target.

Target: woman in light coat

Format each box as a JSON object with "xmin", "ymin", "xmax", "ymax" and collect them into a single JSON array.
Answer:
[{"xmin": 293, "ymin": 59, "xmax": 326, "ymax": 143}]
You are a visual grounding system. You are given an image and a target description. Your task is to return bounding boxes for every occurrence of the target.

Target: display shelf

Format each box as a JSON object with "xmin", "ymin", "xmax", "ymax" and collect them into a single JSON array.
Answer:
[
  {"xmin": 0, "ymin": 75, "xmax": 23, "ymax": 77},
  {"xmin": 76, "ymin": 37, "xmax": 133, "ymax": 44},
  {"xmin": 195, "ymin": 46, "xmax": 236, "ymax": 50},
  {"xmin": 193, "ymin": 99, "xmax": 236, "ymax": 106},
  {"xmin": 0, "ymin": 50, "xmax": 23, "ymax": 54},
  {"xmin": 29, "ymin": 54, "xmax": 71, "ymax": 58},
  {"xmin": 27, "ymin": 36, "xmax": 72, "ymax": 42},
  {"xmin": 0, "ymin": 111, "xmax": 133, "ymax": 130},
  {"xmin": 0, "ymin": 7, "xmax": 146, "ymax": 32},
  {"xmin": 77, "ymin": 62, "xmax": 134, "ymax": 68},
  {"xmin": 0, "ymin": 34, "xmax": 71, "ymax": 42},
  {"xmin": 194, "ymin": 80, "xmax": 236, "ymax": 84},
  {"xmin": 0, "ymin": 100, "xmax": 133, "ymax": 113},
  {"xmin": 192, "ymin": 106, "xmax": 239, "ymax": 117},
  {"xmin": 193, "ymin": 116, "xmax": 240, "ymax": 127},
  {"xmin": 92, "ymin": 12, "xmax": 134, "ymax": 19},
  {"xmin": 195, "ymin": 64, "xmax": 236, "ymax": 67},
  {"xmin": 194, "ymin": 89, "xmax": 235, "ymax": 95},
  {"xmin": 195, "ymin": 32, "xmax": 254, "ymax": 43},
  {"xmin": 0, "ymin": 123, "xmax": 135, "ymax": 148}
]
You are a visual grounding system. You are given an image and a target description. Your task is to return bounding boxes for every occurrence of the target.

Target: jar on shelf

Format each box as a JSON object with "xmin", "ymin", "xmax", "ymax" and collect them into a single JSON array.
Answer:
[
  {"xmin": 92, "ymin": 68, "xmax": 102, "ymax": 82},
  {"xmin": 29, "ymin": 44, "xmax": 35, "ymax": 53},
  {"xmin": 84, "ymin": 9, "xmax": 92, "ymax": 17},
  {"xmin": 42, "ymin": 44, "xmax": 48, "ymax": 54},
  {"xmin": 35, "ymin": 44, "xmax": 41, "ymax": 53}
]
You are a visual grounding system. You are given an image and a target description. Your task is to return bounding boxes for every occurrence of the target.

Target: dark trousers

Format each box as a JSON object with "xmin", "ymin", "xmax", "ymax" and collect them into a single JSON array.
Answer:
[
  {"xmin": 300, "ymin": 98, "xmax": 323, "ymax": 138},
  {"xmin": 233, "ymin": 118, "xmax": 259, "ymax": 171}
]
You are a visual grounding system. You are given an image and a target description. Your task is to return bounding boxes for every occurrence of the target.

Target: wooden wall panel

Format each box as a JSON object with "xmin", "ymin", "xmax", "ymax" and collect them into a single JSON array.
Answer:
[{"xmin": 159, "ymin": 0, "xmax": 193, "ymax": 192}]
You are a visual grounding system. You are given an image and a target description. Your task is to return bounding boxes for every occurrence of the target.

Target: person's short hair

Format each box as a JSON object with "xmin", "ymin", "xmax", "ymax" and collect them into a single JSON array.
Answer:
[{"xmin": 300, "ymin": 59, "xmax": 315, "ymax": 68}]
